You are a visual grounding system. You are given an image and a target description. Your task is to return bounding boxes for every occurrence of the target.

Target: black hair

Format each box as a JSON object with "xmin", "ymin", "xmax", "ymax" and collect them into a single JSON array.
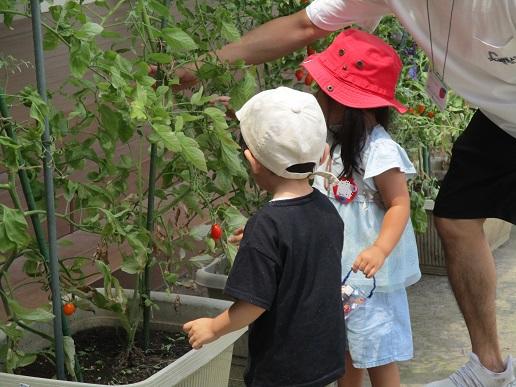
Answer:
[{"xmin": 324, "ymin": 94, "xmax": 390, "ymax": 179}]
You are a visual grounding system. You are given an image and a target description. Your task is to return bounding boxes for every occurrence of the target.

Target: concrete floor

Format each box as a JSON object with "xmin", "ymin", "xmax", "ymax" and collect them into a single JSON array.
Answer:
[{"xmin": 229, "ymin": 226, "xmax": 516, "ymax": 386}]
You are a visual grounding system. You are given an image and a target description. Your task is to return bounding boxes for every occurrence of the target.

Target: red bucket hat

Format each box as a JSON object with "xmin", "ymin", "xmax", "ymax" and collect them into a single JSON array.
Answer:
[{"xmin": 302, "ymin": 29, "xmax": 407, "ymax": 113}]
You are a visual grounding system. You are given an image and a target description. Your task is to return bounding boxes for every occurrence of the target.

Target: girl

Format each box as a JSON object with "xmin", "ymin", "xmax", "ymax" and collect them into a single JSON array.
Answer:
[{"xmin": 304, "ymin": 29, "xmax": 421, "ymax": 387}]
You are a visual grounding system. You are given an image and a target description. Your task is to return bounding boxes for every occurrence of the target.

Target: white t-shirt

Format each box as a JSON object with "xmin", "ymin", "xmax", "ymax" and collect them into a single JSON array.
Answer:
[{"xmin": 306, "ymin": 0, "xmax": 516, "ymax": 137}]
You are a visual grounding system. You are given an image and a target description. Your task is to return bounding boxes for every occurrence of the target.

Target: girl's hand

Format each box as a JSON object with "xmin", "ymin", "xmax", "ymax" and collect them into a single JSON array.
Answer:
[
  {"xmin": 183, "ymin": 318, "xmax": 218, "ymax": 349},
  {"xmin": 352, "ymin": 245, "xmax": 387, "ymax": 278}
]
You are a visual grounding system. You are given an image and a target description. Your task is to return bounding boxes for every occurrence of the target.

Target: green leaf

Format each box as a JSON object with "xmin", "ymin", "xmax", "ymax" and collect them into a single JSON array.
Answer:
[
  {"xmin": 163, "ymin": 272, "xmax": 177, "ymax": 286},
  {"xmin": 176, "ymin": 133, "xmax": 207, "ymax": 171},
  {"xmin": 75, "ymin": 22, "xmax": 103, "ymax": 40},
  {"xmin": 204, "ymin": 107, "xmax": 227, "ymax": 130},
  {"xmin": 220, "ymin": 141, "xmax": 245, "ymax": 176},
  {"xmin": 63, "ymin": 336, "xmax": 77, "ymax": 380},
  {"xmin": 118, "ymin": 119, "xmax": 133, "ymax": 143},
  {"xmin": 148, "ymin": 52, "xmax": 172, "ymax": 64},
  {"xmin": 229, "ymin": 70, "xmax": 257, "ymax": 110},
  {"xmin": 98, "ymin": 104, "xmax": 120, "ymax": 136},
  {"xmin": 174, "ymin": 115, "xmax": 184, "ymax": 132},
  {"xmin": 0, "ymin": 205, "xmax": 30, "ymax": 254},
  {"xmin": 148, "ymin": 0, "xmax": 170, "ymax": 18},
  {"xmin": 223, "ymin": 242, "xmax": 238, "ymax": 266},
  {"xmin": 43, "ymin": 30, "xmax": 60, "ymax": 50},
  {"xmin": 0, "ymin": 135, "xmax": 21, "ymax": 170},
  {"xmin": 8, "ymin": 299, "xmax": 54, "ymax": 322},
  {"xmin": 161, "ymin": 27, "xmax": 198, "ymax": 52},
  {"xmin": 14, "ymin": 352, "xmax": 37, "ymax": 369},
  {"xmin": 190, "ymin": 86, "xmax": 204, "ymax": 106},
  {"xmin": 189, "ymin": 224, "xmax": 211, "ymax": 241},
  {"xmin": 221, "ymin": 20, "xmax": 240, "ymax": 42},
  {"xmin": 153, "ymin": 124, "xmax": 180, "ymax": 152},
  {"xmin": 214, "ymin": 169, "xmax": 233, "ymax": 193},
  {"xmin": 70, "ymin": 40, "xmax": 90, "ymax": 78},
  {"xmin": 153, "ymin": 125, "xmax": 207, "ymax": 171},
  {"xmin": 223, "ymin": 206, "xmax": 247, "ymax": 233}
]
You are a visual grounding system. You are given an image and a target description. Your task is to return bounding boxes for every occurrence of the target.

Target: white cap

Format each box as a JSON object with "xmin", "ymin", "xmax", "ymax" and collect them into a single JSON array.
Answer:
[{"xmin": 236, "ymin": 87, "xmax": 327, "ymax": 179}]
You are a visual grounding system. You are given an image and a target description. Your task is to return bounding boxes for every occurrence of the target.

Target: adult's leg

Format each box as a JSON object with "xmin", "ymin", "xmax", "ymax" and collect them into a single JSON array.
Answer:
[
  {"xmin": 367, "ymin": 362, "xmax": 400, "ymax": 387},
  {"xmin": 338, "ymin": 352, "xmax": 364, "ymax": 387},
  {"xmin": 434, "ymin": 216, "xmax": 505, "ymax": 372}
]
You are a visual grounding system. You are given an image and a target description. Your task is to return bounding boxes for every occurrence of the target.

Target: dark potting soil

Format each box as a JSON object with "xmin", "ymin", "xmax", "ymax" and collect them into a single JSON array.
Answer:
[{"xmin": 17, "ymin": 327, "xmax": 192, "ymax": 384}]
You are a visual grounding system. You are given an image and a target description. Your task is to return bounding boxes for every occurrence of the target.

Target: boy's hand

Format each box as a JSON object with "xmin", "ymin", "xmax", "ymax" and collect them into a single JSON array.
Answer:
[
  {"xmin": 227, "ymin": 226, "xmax": 244, "ymax": 246},
  {"xmin": 183, "ymin": 318, "xmax": 218, "ymax": 349},
  {"xmin": 352, "ymin": 245, "xmax": 386, "ymax": 278}
]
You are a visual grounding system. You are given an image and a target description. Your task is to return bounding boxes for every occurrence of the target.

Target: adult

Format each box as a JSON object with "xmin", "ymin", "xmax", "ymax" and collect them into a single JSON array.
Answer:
[{"xmin": 182, "ymin": 1, "xmax": 516, "ymax": 386}]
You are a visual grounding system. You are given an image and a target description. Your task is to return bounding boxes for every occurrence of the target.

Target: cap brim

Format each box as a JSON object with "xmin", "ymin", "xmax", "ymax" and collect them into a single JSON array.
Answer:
[{"xmin": 302, "ymin": 56, "xmax": 407, "ymax": 114}]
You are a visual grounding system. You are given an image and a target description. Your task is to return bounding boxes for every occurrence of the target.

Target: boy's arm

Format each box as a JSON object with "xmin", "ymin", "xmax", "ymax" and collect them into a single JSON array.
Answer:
[{"xmin": 183, "ymin": 300, "xmax": 265, "ymax": 349}]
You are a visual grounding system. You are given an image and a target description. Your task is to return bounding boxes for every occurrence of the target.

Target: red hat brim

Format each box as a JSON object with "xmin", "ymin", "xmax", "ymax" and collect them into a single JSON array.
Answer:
[{"xmin": 302, "ymin": 55, "xmax": 407, "ymax": 114}]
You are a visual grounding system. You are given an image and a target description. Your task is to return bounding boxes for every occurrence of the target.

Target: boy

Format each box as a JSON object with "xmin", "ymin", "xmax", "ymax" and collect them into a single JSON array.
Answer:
[{"xmin": 183, "ymin": 87, "xmax": 346, "ymax": 387}]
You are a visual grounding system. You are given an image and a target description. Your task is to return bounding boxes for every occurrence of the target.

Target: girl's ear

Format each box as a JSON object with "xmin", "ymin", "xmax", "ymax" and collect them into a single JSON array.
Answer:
[
  {"xmin": 319, "ymin": 143, "xmax": 330, "ymax": 165},
  {"xmin": 244, "ymin": 149, "xmax": 262, "ymax": 174}
]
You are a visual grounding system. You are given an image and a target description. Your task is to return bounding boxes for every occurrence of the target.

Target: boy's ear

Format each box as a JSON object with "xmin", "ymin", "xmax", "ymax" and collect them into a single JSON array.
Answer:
[
  {"xmin": 244, "ymin": 149, "xmax": 263, "ymax": 174},
  {"xmin": 319, "ymin": 143, "xmax": 330, "ymax": 165}
]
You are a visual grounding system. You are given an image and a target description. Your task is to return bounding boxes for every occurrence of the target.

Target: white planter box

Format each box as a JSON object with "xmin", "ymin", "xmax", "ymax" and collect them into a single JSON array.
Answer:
[
  {"xmin": 195, "ymin": 258, "xmax": 248, "ymax": 359},
  {"xmin": 0, "ymin": 292, "xmax": 246, "ymax": 387}
]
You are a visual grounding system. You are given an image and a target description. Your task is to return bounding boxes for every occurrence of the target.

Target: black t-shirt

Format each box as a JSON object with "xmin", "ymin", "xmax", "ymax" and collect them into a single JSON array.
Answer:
[{"xmin": 225, "ymin": 189, "xmax": 346, "ymax": 387}]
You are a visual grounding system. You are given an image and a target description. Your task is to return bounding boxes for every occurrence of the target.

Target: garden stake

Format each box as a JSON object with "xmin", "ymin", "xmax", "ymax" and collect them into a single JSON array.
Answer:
[
  {"xmin": 142, "ymin": 0, "xmax": 171, "ymax": 350},
  {"xmin": 0, "ymin": 90, "xmax": 83, "ymax": 380},
  {"xmin": 29, "ymin": 0, "xmax": 66, "ymax": 379}
]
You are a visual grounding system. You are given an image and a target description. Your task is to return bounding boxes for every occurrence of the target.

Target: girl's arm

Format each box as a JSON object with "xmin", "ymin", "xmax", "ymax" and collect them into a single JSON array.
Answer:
[
  {"xmin": 352, "ymin": 168, "xmax": 410, "ymax": 277},
  {"xmin": 183, "ymin": 300, "xmax": 265, "ymax": 349}
]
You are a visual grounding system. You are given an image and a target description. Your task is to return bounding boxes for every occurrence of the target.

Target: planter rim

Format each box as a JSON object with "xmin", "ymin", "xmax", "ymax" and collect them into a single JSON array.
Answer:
[
  {"xmin": 0, "ymin": 292, "xmax": 246, "ymax": 387},
  {"xmin": 195, "ymin": 256, "xmax": 228, "ymax": 290}
]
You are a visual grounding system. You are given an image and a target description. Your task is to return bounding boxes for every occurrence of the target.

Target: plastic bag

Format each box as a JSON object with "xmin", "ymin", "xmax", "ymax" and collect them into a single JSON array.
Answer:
[{"xmin": 341, "ymin": 269, "xmax": 376, "ymax": 320}]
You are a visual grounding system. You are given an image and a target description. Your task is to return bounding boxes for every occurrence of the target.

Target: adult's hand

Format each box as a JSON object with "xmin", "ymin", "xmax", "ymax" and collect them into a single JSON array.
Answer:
[{"xmin": 148, "ymin": 63, "xmax": 199, "ymax": 90}]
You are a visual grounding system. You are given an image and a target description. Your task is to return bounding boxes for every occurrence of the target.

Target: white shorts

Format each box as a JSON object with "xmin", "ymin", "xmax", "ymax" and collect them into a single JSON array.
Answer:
[{"xmin": 346, "ymin": 287, "xmax": 414, "ymax": 369}]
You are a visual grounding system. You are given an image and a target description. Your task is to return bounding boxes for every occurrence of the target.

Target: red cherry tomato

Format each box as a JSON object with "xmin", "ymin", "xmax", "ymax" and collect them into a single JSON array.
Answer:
[
  {"xmin": 63, "ymin": 303, "xmax": 76, "ymax": 316},
  {"xmin": 210, "ymin": 224, "xmax": 222, "ymax": 241},
  {"xmin": 417, "ymin": 104, "xmax": 425, "ymax": 115},
  {"xmin": 427, "ymin": 111, "xmax": 435, "ymax": 119},
  {"xmin": 295, "ymin": 69, "xmax": 305, "ymax": 81},
  {"xmin": 304, "ymin": 74, "xmax": 314, "ymax": 86}
]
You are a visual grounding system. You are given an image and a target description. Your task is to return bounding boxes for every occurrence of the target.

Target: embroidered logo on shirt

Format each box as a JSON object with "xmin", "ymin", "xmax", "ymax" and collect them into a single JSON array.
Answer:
[
  {"xmin": 333, "ymin": 177, "xmax": 358, "ymax": 204},
  {"xmin": 488, "ymin": 51, "xmax": 516, "ymax": 65}
]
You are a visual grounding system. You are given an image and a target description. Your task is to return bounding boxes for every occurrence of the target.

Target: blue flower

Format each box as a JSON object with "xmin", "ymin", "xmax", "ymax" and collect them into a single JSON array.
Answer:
[{"xmin": 408, "ymin": 65, "xmax": 418, "ymax": 80}]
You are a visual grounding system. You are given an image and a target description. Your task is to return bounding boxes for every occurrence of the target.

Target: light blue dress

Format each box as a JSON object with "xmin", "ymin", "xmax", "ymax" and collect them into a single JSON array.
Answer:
[
  {"xmin": 313, "ymin": 125, "xmax": 421, "ymax": 292},
  {"xmin": 313, "ymin": 125, "xmax": 421, "ymax": 368}
]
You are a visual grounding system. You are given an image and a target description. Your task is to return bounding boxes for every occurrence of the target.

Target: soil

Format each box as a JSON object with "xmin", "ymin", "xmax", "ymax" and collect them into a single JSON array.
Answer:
[{"xmin": 17, "ymin": 327, "xmax": 192, "ymax": 385}]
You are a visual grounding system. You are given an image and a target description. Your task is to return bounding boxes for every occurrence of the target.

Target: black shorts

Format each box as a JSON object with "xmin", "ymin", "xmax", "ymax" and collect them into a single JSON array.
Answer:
[{"xmin": 433, "ymin": 110, "xmax": 516, "ymax": 224}]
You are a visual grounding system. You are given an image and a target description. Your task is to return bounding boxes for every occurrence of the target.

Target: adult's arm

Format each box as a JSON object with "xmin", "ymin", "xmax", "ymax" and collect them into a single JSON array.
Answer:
[
  {"xmin": 215, "ymin": 9, "xmax": 331, "ymax": 65},
  {"xmin": 172, "ymin": 9, "xmax": 331, "ymax": 87}
]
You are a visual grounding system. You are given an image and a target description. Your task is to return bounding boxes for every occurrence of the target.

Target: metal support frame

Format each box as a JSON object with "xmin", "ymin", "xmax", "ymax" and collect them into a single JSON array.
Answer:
[{"xmin": 29, "ymin": 0, "xmax": 66, "ymax": 379}]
